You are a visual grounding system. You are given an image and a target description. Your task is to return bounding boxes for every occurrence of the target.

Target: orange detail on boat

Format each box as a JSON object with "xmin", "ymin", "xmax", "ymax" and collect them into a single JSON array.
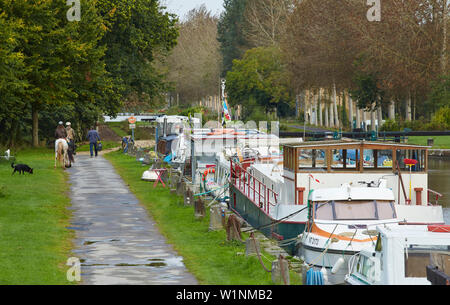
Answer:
[
  {"xmin": 427, "ymin": 225, "xmax": 450, "ymax": 233},
  {"xmin": 311, "ymin": 223, "xmax": 378, "ymax": 243}
]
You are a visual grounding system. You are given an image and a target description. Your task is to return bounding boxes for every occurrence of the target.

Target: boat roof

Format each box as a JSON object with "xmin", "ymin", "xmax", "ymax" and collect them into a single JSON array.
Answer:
[
  {"xmin": 377, "ymin": 226, "xmax": 450, "ymax": 244},
  {"xmin": 283, "ymin": 139, "xmax": 430, "ymax": 150},
  {"xmin": 249, "ymin": 163, "xmax": 284, "ymax": 182},
  {"xmin": 190, "ymin": 129, "xmax": 279, "ymax": 141},
  {"xmin": 156, "ymin": 115, "xmax": 200, "ymax": 124},
  {"xmin": 311, "ymin": 185, "xmax": 395, "ymax": 201}
]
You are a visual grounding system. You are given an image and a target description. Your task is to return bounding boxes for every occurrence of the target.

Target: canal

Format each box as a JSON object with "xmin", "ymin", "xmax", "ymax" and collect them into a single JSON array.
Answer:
[{"xmin": 428, "ymin": 157, "xmax": 450, "ymax": 224}]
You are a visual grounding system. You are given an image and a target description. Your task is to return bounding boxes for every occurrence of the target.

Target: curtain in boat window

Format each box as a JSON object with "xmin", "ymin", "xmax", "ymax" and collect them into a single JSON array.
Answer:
[
  {"xmin": 314, "ymin": 200, "xmax": 396, "ymax": 220},
  {"xmin": 334, "ymin": 201, "xmax": 377, "ymax": 220}
]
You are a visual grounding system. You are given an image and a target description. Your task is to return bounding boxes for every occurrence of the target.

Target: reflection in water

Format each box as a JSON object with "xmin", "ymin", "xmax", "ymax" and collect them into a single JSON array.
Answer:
[{"xmin": 428, "ymin": 158, "xmax": 450, "ymax": 224}]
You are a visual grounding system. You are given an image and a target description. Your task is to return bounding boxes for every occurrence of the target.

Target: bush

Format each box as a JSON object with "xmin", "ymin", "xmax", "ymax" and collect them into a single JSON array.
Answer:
[{"xmin": 430, "ymin": 106, "xmax": 450, "ymax": 129}]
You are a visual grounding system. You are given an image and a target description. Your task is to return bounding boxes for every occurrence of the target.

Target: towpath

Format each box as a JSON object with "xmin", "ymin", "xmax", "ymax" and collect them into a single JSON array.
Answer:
[{"xmin": 66, "ymin": 155, "xmax": 197, "ymax": 285}]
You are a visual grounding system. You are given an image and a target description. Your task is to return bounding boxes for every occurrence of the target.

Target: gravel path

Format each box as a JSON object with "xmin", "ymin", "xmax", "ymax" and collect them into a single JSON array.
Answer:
[{"xmin": 67, "ymin": 155, "xmax": 197, "ymax": 285}]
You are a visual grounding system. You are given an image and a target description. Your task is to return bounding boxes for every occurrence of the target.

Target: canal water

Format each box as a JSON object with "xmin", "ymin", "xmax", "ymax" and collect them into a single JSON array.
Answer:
[{"xmin": 428, "ymin": 158, "xmax": 450, "ymax": 224}]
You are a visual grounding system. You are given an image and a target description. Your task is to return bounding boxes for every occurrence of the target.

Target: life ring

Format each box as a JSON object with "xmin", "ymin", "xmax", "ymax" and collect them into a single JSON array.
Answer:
[{"xmin": 202, "ymin": 168, "xmax": 215, "ymax": 181}]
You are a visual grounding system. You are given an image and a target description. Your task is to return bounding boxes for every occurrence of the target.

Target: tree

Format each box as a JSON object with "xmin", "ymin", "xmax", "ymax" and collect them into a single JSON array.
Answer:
[
  {"xmin": 166, "ymin": 6, "xmax": 222, "ymax": 105},
  {"xmin": 97, "ymin": 0, "xmax": 179, "ymax": 109},
  {"xmin": 1, "ymin": 0, "xmax": 86, "ymax": 147},
  {"xmin": 0, "ymin": 10, "xmax": 29, "ymax": 146},
  {"xmin": 226, "ymin": 46, "xmax": 293, "ymax": 119},
  {"xmin": 350, "ymin": 70, "xmax": 385, "ymax": 131},
  {"xmin": 243, "ymin": 0, "xmax": 294, "ymax": 47},
  {"xmin": 217, "ymin": 0, "xmax": 250, "ymax": 75}
]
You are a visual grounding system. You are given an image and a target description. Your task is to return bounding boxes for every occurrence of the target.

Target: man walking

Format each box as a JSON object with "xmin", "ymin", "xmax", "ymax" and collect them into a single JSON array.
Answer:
[{"xmin": 86, "ymin": 126, "xmax": 101, "ymax": 157}]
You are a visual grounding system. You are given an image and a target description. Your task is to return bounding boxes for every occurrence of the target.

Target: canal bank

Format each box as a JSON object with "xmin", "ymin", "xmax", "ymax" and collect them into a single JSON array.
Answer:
[{"xmin": 429, "ymin": 149, "xmax": 450, "ymax": 158}]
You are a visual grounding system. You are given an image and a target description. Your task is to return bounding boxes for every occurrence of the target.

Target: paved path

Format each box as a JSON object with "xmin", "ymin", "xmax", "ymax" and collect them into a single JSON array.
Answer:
[{"xmin": 67, "ymin": 155, "xmax": 197, "ymax": 285}]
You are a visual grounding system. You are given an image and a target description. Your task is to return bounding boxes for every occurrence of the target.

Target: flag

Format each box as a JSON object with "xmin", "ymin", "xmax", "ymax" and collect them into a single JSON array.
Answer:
[
  {"xmin": 222, "ymin": 96, "xmax": 231, "ymax": 126},
  {"xmin": 309, "ymin": 173, "xmax": 321, "ymax": 183}
]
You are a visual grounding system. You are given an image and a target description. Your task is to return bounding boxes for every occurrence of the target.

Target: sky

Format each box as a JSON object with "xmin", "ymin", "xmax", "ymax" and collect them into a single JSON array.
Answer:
[{"xmin": 163, "ymin": 0, "xmax": 224, "ymax": 19}]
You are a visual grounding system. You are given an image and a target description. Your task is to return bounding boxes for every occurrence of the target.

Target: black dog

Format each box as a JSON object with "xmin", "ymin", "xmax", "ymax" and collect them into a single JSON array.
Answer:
[{"xmin": 11, "ymin": 162, "xmax": 33, "ymax": 175}]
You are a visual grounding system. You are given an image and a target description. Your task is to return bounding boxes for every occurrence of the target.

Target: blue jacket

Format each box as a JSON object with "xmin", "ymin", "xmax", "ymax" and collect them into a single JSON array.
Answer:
[{"xmin": 87, "ymin": 130, "xmax": 101, "ymax": 143}]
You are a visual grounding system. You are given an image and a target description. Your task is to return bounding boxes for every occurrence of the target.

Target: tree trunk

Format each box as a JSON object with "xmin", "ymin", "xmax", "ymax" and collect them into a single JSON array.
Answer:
[
  {"xmin": 442, "ymin": 0, "xmax": 448, "ymax": 74},
  {"xmin": 308, "ymin": 90, "xmax": 314, "ymax": 125},
  {"xmin": 405, "ymin": 91, "xmax": 412, "ymax": 121},
  {"xmin": 370, "ymin": 104, "xmax": 376, "ymax": 132},
  {"xmin": 329, "ymin": 103, "xmax": 334, "ymax": 128},
  {"xmin": 32, "ymin": 104, "xmax": 39, "ymax": 147},
  {"xmin": 318, "ymin": 90, "xmax": 323, "ymax": 126},
  {"xmin": 355, "ymin": 106, "xmax": 360, "ymax": 129},
  {"xmin": 388, "ymin": 99, "xmax": 396, "ymax": 120},
  {"xmin": 324, "ymin": 101, "xmax": 329, "ymax": 128},
  {"xmin": 332, "ymin": 83, "xmax": 339, "ymax": 128},
  {"xmin": 348, "ymin": 93, "xmax": 353, "ymax": 128},
  {"xmin": 377, "ymin": 106, "xmax": 383, "ymax": 129},
  {"xmin": 362, "ymin": 110, "xmax": 367, "ymax": 131}
]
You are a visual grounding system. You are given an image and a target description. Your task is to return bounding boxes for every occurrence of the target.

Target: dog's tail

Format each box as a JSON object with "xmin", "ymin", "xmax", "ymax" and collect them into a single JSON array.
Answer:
[{"xmin": 11, "ymin": 162, "xmax": 14, "ymax": 169}]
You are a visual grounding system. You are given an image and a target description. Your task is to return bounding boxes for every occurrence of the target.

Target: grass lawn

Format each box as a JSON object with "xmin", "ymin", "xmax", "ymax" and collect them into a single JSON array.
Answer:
[
  {"xmin": 407, "ymin": 135, "xmax": 450, "ymax": 149},
  {"xmin": 0, "ymin": 148, "xmax": 73, "ymax": 284},
  {"xmin": 104, "ymin": 151, "xmax": 302, "ymax": 285}
]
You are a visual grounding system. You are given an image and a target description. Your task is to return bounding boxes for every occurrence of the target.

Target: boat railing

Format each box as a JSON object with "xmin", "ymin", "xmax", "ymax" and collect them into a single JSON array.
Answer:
[
  {"xmin": 427, "ymin": 189, "xmax": 443, "ymax": 206},
  {"xmin": 230, "ymin": 159, "xmax": 279, "ymax": 215}
]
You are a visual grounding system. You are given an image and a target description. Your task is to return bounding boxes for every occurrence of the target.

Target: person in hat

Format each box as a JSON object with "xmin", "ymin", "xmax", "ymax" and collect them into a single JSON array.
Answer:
[
  {"xmin": 66, "ymin": 122, "xmax": 77, "ymax": 161},
  {"xmin": 55, "ymin": 121, "xmax": 67, "ymax": 139},
  {"xmin": 66, "ymin": 122, "xmax": 75, "ymax": 142}
]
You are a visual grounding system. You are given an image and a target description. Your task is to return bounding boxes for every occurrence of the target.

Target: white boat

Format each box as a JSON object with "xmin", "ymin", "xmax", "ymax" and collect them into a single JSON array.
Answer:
[
  {"xmin": 344, "ymin": 225, "xmax": 450, "ymax": 285},
  {"xmin": 298, "ymin": 181, "xmax": 401, "ymax": 285},
  {"xmin": 284, "ymin": 140, "xmax": 446, "ymax": 285},
  {"xmin": 229, "ymin": 140, "xmax": 445, "ymax": 284},
  {"xmin": 155, "ymin": 115, "xmax": 200, "ymax": 166}
]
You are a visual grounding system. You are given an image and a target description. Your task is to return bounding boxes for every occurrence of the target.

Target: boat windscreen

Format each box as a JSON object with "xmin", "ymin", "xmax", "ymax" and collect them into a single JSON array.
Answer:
[{"xmin": 314, "ymin": 200, "xmax": 396, "ymax": 221}]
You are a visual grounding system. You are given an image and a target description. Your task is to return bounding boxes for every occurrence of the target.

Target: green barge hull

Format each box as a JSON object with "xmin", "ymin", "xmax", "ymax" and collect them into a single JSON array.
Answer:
[{"xmin": 230, "ymin": 185, "xmax": 306, "ymax": 255}]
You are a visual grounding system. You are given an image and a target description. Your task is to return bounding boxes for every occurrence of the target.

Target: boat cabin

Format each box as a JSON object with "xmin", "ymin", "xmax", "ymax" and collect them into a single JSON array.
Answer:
[
  {"xmin": 282, "ymin": 140, "xmax": 435, "ymax": 208},
  {"xmin": 190, "ymin": 129, "xmax": 280, "ymax": 184},
  {"xmin": 345, "ymin": 225, "xmax": 450, "ymax": 285}
]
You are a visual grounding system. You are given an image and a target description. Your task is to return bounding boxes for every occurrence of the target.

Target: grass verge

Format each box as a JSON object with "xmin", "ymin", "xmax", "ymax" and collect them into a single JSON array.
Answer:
[
  {"xmin": 0, "ymin": 148, "xmax": 74, "ymax": 284},
  {"xmin": 407, "ymin": 136, "xmax": 450, "ymax": 149},
  {"xmin": 76, "ymin": 141, "xmax": 121, "ymax": 152},
  {"xmin": 104, "ymin": 150, "xmax": 302, "ymax": 285}
]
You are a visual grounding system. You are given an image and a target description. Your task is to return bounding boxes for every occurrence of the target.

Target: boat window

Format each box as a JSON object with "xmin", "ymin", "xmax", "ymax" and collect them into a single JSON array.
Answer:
[
  {"xmin": 314, "ymin": 202, "xmax": 334, "ymax": 220},
  {"xmin": 396, "ymin": 149, "xmax": 426, "ymax": 172},
  {"xmin": 334, "ymin": 201, "xmax": 377, "ymax": 220},
  {"xmin": 376, "ymin": 201, "xmax": 397, "ymax": 219},
  {"xmin": 298, "ymin": 149, "xmax": 327, "ymax": 171},
  {"xmin": 314, "ymin": 200, "xmax": 396, "ymax": 220},
  {"xmin": 356, "ymin": 255, "xmax": 373, "ymax": 279},
  {"xmin": 404, "ymin": 245, "xmax": 450, "ymax": 278},
  {"xmin": 363, "ymin": 150, "xmax": 375, "ymax": 168},
  {"xmin": 331, "ymin": 149, "xmax": 361, "ymax": 170},
  {"xmin": 377, "ymin": 150, "xmax": 393, "ymax": 169}
]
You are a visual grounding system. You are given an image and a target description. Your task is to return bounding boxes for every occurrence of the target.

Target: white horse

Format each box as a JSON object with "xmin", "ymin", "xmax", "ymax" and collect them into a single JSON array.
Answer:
[{"xmin": 55, "ymin": 139, "xmax": 69, "ymax": 169}]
